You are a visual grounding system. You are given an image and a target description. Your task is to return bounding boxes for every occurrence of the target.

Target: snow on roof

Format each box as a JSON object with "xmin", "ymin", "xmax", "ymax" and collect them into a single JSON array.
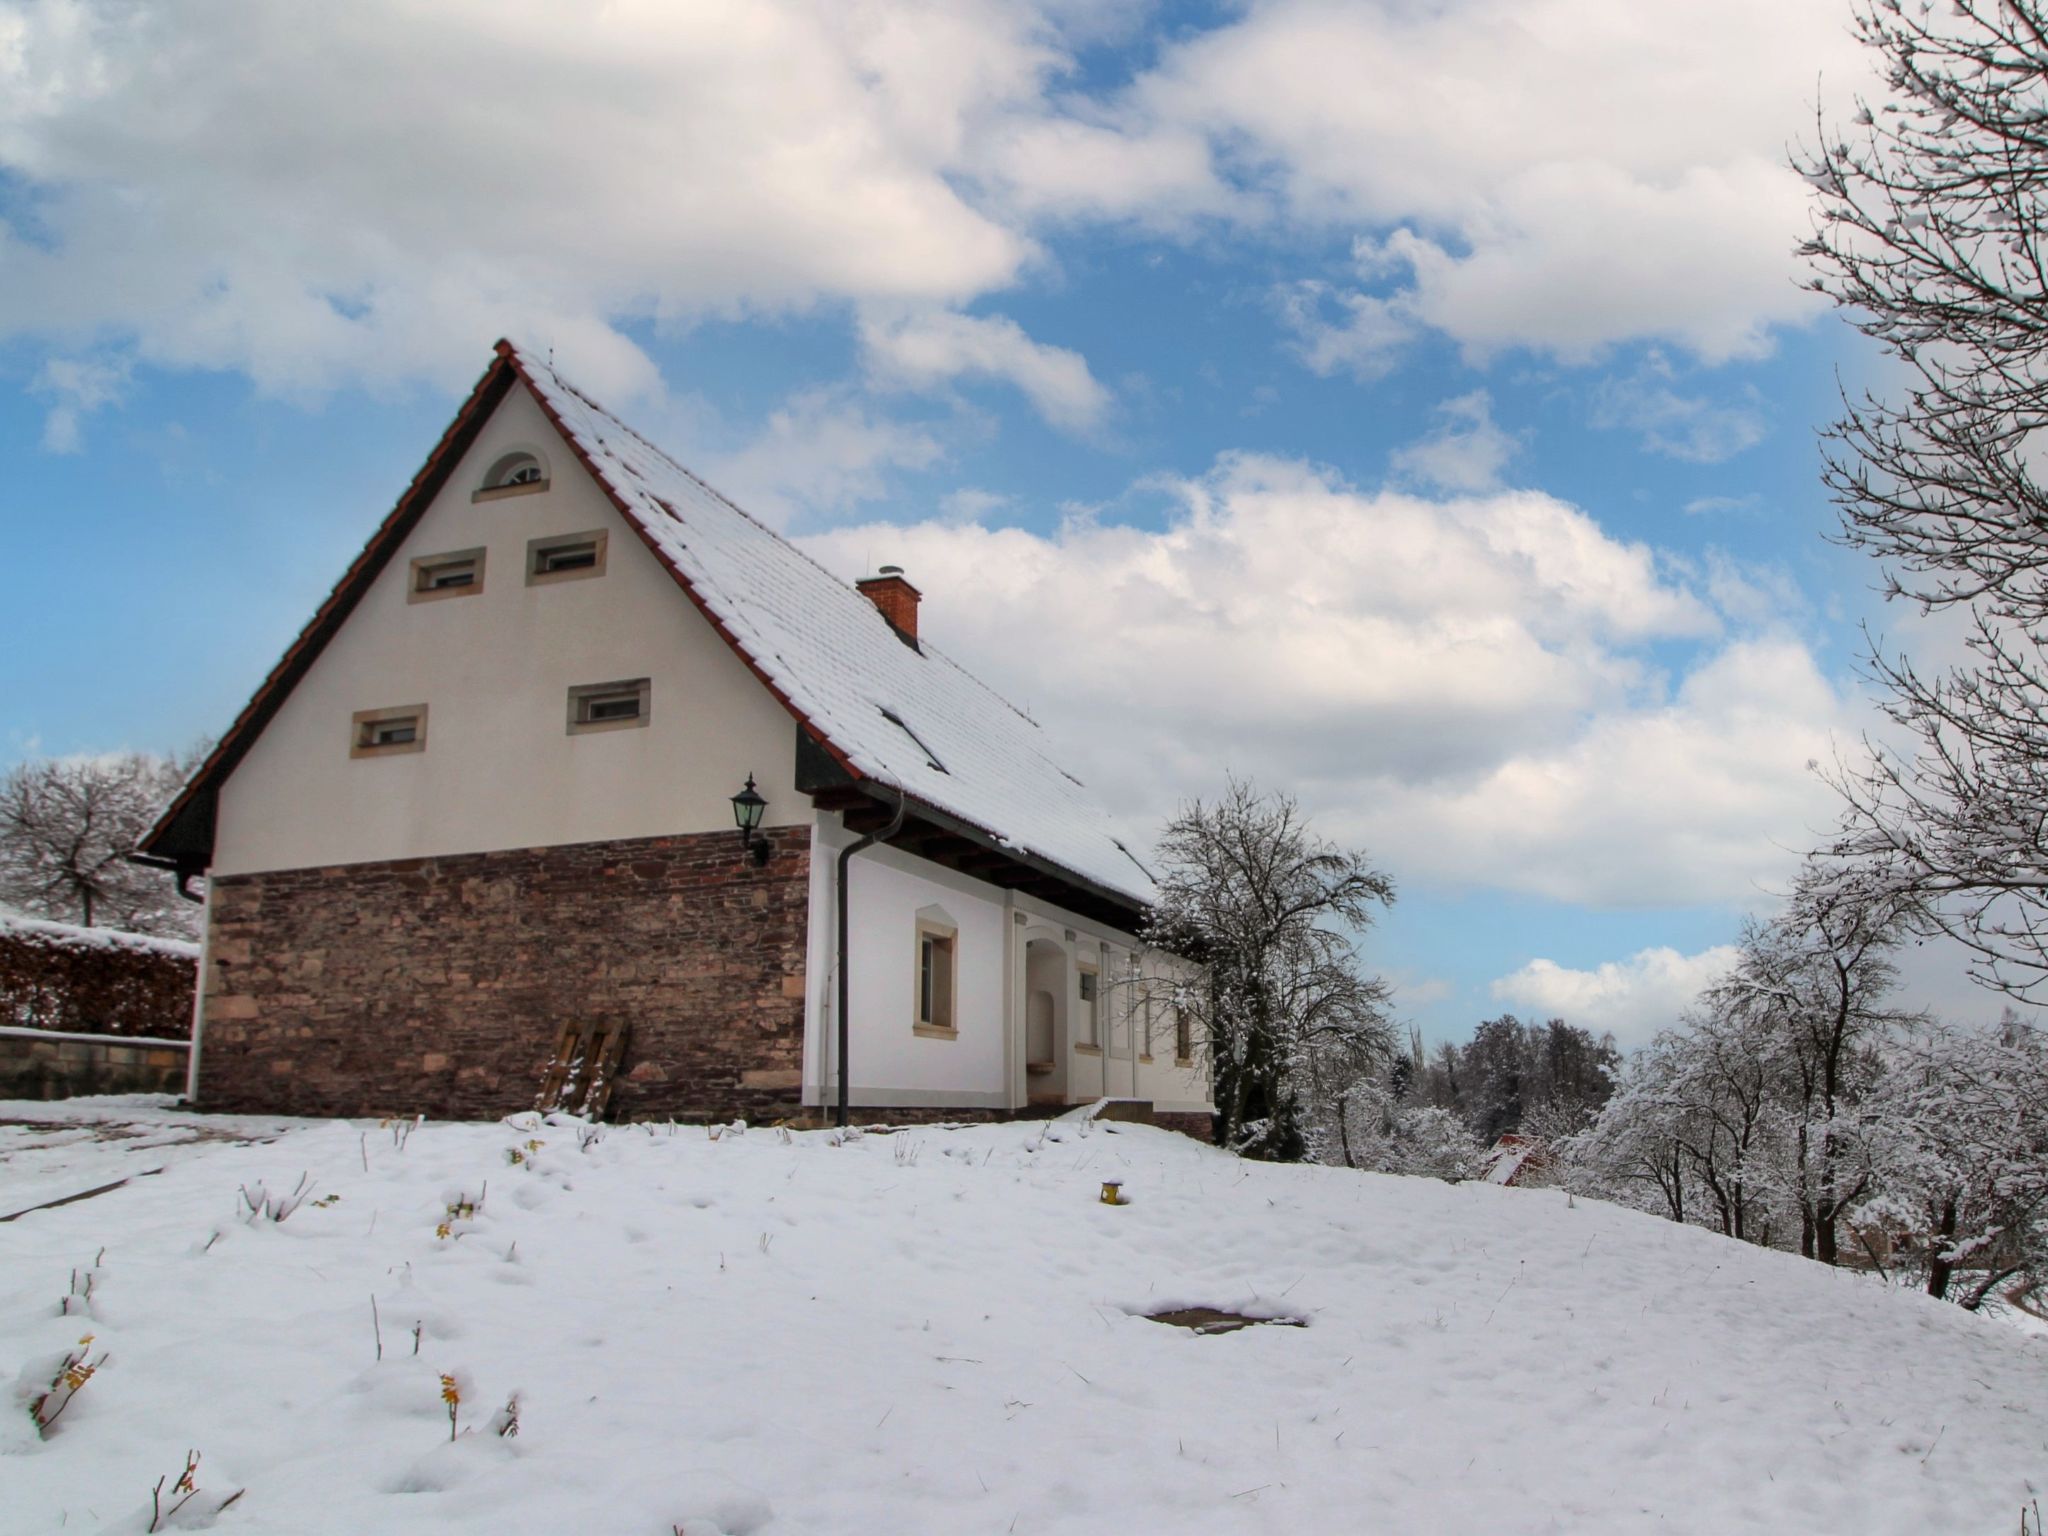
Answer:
[{"xmin": 511, "ymin": 345, "xmax": 1156, "ymax": 910}]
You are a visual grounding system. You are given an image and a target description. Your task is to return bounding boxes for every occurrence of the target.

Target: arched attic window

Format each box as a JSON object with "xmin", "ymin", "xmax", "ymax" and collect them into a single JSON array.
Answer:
[{"xmin": 473, "ymin": 449, "xmax": 550, "ymax": 501}]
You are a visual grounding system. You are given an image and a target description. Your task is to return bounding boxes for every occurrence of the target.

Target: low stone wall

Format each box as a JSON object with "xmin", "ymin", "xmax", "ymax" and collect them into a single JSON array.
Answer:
[
  {"xmin": 0, "ymin": 1025, "xmax": 189, "ymax": 1101},
  {"xmin": 198, "ymin": 826, "xmax": 812, "ymax": 1122}
]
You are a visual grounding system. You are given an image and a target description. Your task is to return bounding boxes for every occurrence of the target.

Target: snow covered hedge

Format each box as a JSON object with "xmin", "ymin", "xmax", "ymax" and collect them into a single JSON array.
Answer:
[{"xmin": 0, "ymin": 913, "xmax": 198, "ymax": 1039}]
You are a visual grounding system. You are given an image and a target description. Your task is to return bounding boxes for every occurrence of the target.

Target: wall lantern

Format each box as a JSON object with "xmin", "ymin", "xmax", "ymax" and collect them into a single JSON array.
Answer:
[{"xmin": 731, "ymin": 774, "xmax": 770, "ymax": 865}]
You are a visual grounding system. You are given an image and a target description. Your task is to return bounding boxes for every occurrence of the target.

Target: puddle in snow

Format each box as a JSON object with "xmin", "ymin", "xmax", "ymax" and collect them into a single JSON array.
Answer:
[{"xmin": 1145, "ymin": 1307, "xmax": 1306, "ymax": 1335}]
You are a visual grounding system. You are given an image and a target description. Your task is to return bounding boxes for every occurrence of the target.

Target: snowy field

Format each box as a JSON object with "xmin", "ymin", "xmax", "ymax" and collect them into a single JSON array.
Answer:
[{"xmin": 2, "ymin": 1098, "xmax": 2043, "ymax": 1534}]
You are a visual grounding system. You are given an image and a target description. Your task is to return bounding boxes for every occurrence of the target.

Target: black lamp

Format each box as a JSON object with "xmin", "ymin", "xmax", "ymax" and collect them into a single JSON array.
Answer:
[{"xmin": 731, "ymin": 774, "xmax": 770, "ymax": 865}]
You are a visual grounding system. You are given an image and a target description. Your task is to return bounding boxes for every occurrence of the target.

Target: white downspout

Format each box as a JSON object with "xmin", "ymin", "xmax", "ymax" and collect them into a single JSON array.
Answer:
[{"xmin": 185, "ymin": 883, "xmax": 212, "ymax": 1103}]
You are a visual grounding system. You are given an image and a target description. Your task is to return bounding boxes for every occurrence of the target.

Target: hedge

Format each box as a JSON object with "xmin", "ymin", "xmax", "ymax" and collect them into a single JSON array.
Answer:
[{"xmin": 0, "ymin": 913, "xmax": 198, "ymax": 1039}]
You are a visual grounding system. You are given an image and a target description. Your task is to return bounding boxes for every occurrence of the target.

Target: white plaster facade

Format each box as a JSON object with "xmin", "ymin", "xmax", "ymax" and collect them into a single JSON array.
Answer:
[
  {"xmin": 805, "ymin": 814, "xmax": 1210, "ymax": 1116},
  {"xmin": 212, "ymin": 387, "xmax": 807, "ymax": 878}
]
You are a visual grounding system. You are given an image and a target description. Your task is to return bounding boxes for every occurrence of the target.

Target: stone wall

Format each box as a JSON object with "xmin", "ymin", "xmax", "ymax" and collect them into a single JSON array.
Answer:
[
  {"xmin": 0, "ymin": 1026, "xmax": 190, "ymax": 1101},
  {"xmin": 197, "ymin": 826, "xmax": 811, "ymax": 1121}
]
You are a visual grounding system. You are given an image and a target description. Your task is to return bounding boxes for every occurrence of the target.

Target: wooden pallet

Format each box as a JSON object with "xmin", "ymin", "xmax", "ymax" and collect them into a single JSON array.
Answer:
[{"xmin": 534, "ymin": 1021, "xmax": 631, "ymax": 1119}]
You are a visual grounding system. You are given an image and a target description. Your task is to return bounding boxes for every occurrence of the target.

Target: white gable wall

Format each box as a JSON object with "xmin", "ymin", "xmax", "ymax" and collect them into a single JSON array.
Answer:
[{"xmin": 212, "ymin": 386, "xmax": 808, "ymax": 876}]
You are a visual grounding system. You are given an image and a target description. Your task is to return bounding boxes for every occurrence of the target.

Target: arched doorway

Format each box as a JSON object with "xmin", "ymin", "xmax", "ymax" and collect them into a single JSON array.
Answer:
[{"xmin": 1023, "ymin": 937, "xmax": 1068, "ymax": 1105}]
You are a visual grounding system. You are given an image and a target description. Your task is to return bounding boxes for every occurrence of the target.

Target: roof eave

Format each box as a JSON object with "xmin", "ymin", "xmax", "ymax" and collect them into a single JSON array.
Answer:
[{"xmin": 836, "ymin": 781, "xmax": 1151, "ymax": 929}]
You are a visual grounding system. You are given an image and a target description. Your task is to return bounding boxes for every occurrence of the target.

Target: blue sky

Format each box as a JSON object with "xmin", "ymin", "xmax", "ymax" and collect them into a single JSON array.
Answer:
[{"xmin": 0, "ymin": 0, "xmax": 1976, "ymax": 1044}]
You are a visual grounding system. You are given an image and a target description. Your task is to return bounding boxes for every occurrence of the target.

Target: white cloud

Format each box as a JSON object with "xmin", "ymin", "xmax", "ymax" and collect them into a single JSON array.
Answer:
[
  {"xmin": 1273, "ymin": 280, "xmax": 1415, "ymax": 381},
  {"xmin": 1365, "ymin": 636, "xmax": 1847, "ymax": 905},
  {"xmin": 1491, "ymin": 945, "xmax": 1741, "ymax": 1046},
  {"xmin": 1684, "ymin": 494, "xmax": 1762, "ymax": 517},
  {"xmin": 798, "ymin": 453, "xmax": 1850, "ymax": 907},
  {"xmin": 0, "ymin": 0, "xmax": 1871, "ymax": 430},
  {"xmin": 1062, "ymin": 0, "xmax": 1862, "ymax": 365},
  {"xmin": 939, "ymin": 487, "xmax": 1012, "ymax": 524},
  {"xmin": 0, "ymin": 0, "xmax": 1056, "ymax": 402},
  {"xmin": 1391, "ymin": 390, "xmax": 1523, "ymax": 493},
  {"xmin": 1591, "ymin": 360, "xmax": 1769, "ymax": 463},
  {"xmin": 32, "ymin": 354, "xmax": 128, "ymax": 452},
  {"xmin": 860, "ymin": 309, "xmax": 1112, "ymax": 433},
  {"xmin": 704, "ymin": 387, "xmax": 942, "ymax": 530}
]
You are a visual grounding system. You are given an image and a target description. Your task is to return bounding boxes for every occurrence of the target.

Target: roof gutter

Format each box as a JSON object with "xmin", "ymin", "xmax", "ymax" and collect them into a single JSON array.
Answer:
[
  {"xmin": 835, "ymin": 785, "xmax": 906, "ymax": 1128},
  {"xmin": 126, "ymin": 851, "xmax": 206, "ymax": 904}
]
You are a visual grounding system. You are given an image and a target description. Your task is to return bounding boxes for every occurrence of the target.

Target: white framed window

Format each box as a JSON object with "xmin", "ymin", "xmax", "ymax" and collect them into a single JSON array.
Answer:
[
  {"xmin": 1175, "ymin": 1005, "xmax": 1194, "ymax": 1067},
  {"xmin": 1078, "ymin": 965, "xmax": 1100, "ymax": 1049},
  {"xmin": 566, "ymin": 678, "xmax": 650, "ymax": 733},
  {"xmin": 474, "ymin": 449, "xmax": 550, "ymax": 501},
  {"xmin": 351, "ymin": 703, "xmax": 428, "ymax": 758},
  {"xmin": 526, "ymin": 530, "xmax": 608, "ymax": 585},
  {"xmin": 914, "ymin": 911, "xmax": 958, "ymax": 1038},
  {"xmin": 408, "ymin": 547, "xmax": 485, "ymax": 602}
]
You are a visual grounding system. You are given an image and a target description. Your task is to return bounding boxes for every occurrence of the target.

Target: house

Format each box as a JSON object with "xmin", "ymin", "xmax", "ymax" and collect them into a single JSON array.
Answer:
[
  {"xmin": 1480, "ymin": 1133, "xmax": 1551, "ymax": 1187},
  {"xmin": 140, "ymin": 340, "xmax": 1212, "ymax": 1135}
]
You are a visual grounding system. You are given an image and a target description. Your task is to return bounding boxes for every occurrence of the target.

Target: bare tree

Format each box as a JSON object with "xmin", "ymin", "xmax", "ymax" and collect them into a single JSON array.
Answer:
[
  {"xmin": 1802, "ymin": 0, "xmax": 2048, "ymax": 999},
  {"xmin": 0, "ymin": 751, "xmax": 202, "ymax": 938},
  {"xmin": 1148, "ymin": 776, "xmax": 1397, "ymax": 1160}
]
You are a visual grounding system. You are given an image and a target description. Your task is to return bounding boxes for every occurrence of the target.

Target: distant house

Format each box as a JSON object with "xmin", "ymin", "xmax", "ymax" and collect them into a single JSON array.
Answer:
[
  {"xmin": 1481, "ymin": 1133, "xmax": 1551, "ymax": 1187},
  {"xmin": 141, "ymin": 341, "xmax": 1212, "ymax": 1134}
]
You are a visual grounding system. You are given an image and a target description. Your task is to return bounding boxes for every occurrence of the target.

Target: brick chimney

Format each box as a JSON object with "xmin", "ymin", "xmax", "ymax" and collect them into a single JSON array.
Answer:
[{"xmin": 856, "ymin": 565, "xmax": 921, "ymax": 643}]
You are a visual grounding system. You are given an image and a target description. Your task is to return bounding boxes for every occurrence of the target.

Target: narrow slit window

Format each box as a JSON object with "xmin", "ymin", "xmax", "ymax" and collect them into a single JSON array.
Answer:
[
  {"xmin": 567, "ymin": 678, "xmax": 650, "ymax": 733},
  {"xmin": 1078, "ymin": 967, "xmax": 1100, "ymax": 1048},
  {"xmin": 538, "ymin": 541, "xmax": 597, "ymax": 574},
  {"xmin": 408, "ymin": 548, "xmax": 485, "ymax": 602},
  {"xmin": 1175, "ymin": 1005, "xmax": 1193, "ymax": 1064},
  {"xmin": 351, "ymin": 704, "xmax": 428, "ymax": 758},
  {"xmin": 527, "ymin": 530, "xmax": 608, "ymax": 585}
]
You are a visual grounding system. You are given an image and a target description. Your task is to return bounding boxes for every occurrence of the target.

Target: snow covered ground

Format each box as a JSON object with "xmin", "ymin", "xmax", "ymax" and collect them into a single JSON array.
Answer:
[{"xmin": 2, "ymin": 1098, "xmax": 2042, "ymax": 1535}]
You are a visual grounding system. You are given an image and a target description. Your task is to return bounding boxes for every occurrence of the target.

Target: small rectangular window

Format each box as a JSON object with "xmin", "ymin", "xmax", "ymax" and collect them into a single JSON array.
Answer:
[
  {"xmin": 408, "ymin": 547, "xmax": 485, "ymax": 603},
  {"xmin": 1175, "ymin": 1005, "xmax": 1193, "ymax": 1065},
  {"xmin": 351, "ymin": 704, "xmax": 428, "ymax": 758},
  {"xmin": 915, "ymin": 921, "xmax": 957, "ymax": 1037},
  {"xmin": 566, "ymin": 678, "xmax": 650, "ymax": 733},
  {"xmin": 527, "ymin": 530, "xmax": 609, "ymax": 585},
  {"xmin": 1078, "ymin": 967, "xmax": 1100, "ymax": 1048}
]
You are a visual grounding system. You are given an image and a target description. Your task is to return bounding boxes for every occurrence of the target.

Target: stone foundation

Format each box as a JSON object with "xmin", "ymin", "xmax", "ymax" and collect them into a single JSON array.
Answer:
[{"xmin": 197, "ymin": 827, "xmax": 811, "ymax": 1121}]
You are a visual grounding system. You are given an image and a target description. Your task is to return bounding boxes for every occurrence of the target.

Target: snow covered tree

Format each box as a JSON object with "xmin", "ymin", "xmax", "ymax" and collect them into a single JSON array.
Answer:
[
  {"xmin": 1803, "ymin": 0, "xmax": 2048, "ymax": 1002},
  {"xmin": 1568, "ymin": 1011, "xmax": 1781, "ymax": 1242},
  {"xmin": 1863, "ymin": 1015, "xmax": 2048, "ymax": 1308},
  {"xmin": 0, "ymin": 751, "xmax": 202, "ymax": 939},
  {"xmin": 1707, "ymin": 862, "xmax": 1923, "ymax": 1264},
  {"xmin": 1566, "ymin": 1037, "xmax": 1697, "ymax": 1223},
  {"xmin": 1332, "ymin": 1068, "xmax": 1487, "ymax": 1182},
  {"xmin": 1148, "ymin": 776, "xmax": 1396, "ymax": 1161}
]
